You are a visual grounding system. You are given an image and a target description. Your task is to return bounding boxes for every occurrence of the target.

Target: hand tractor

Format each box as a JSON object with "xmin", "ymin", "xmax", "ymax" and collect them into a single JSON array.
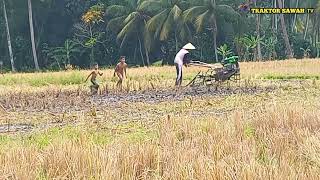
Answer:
[{"xmin": 186, "ymin": 56, "xmax": 240, "ymax": 87}]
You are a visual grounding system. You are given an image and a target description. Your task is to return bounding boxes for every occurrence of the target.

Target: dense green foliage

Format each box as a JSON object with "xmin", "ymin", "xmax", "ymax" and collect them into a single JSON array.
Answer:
[{"xmin": 0, "ymin": 0, "xmax": 319, "ymax": 71}]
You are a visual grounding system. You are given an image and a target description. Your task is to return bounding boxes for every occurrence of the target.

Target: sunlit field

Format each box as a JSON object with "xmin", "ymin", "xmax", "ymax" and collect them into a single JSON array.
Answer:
[{"xmin": 0, "ymin": 59, "xmax": 320, "ymax": 179}]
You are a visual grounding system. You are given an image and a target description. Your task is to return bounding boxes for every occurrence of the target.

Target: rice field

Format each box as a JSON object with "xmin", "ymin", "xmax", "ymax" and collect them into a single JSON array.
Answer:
[{"xmin": 0, "ymin": 59, "xmax": 320, "ymax": 179}]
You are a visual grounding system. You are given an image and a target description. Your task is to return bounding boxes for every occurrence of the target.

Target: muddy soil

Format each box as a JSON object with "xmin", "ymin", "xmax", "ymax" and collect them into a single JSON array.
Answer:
[
  {"xmin": 0, "ymin": 123, "xmax": 34, "ymax": 134},
  {"xmin": 94, "ymin": 86, "xmax": 276, "ymax": 105},
  {"xmin": 0, "ymin": 85, "xmax": 277, "ymax": 134}
]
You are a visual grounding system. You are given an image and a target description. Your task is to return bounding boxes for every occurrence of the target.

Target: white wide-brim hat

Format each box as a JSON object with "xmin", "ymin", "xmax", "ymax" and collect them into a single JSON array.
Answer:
[{"xmin": 183, "ymin": 43, "xmax": 196, "ymax": 50}]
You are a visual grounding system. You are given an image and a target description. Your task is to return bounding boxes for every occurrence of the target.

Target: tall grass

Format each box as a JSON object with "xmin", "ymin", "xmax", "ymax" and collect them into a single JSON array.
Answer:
[
  {"xmin": 0, "ymin": 105, "xmax": 320, "ymax": 179},
  {"xmin": 0, "ymin": 71, "xmax": 84, "ymax": 86}
]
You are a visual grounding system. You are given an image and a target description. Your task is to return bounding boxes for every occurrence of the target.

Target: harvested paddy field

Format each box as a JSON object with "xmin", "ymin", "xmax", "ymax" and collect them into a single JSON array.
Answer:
[
  {"xmin": 0, "ymin": 60, "xmax": 320, "ymax": 179},
  {"xmin": 0, "ymin": 83, "xmax": 277, "ymax": 134}
]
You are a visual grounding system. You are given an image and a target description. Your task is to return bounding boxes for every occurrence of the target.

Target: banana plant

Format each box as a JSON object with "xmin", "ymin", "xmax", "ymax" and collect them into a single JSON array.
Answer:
[
  {"xmin": 238, "ymin": 35, "xmax": 255, "ymax": 61},
  {"xmin": 262, "ymin": 36, "xmax": 278, "ymax": 60},
  {"xmin": 300, "ymin": 47, "xmax": 311, "ymax": 58},
  {"xmin": 217, "ymin": 44, "xmax": 232, "ymax": 60},
  {"xmin": 47, "ymin": 39, "xmax": 81, "ymax": 69},
  {"xmin": 242, "ymin": 35, "xmax": 264, "ymax": 61}
]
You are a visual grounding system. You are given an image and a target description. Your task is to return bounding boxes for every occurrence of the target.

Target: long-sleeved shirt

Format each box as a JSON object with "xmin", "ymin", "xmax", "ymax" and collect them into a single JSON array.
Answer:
[{"xmin": 174, "ymin": 49, "xmax": 189, "ymax": 66}]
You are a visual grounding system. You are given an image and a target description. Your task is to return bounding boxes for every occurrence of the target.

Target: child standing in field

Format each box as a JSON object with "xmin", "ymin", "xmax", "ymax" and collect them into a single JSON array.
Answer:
[
  {"xmin": 114, "ymin": 56, "xmax": 127, "ymax": 90},
  {"xmin": 85, "ymin": 63, "xmax": 103, "ymax": 94}
]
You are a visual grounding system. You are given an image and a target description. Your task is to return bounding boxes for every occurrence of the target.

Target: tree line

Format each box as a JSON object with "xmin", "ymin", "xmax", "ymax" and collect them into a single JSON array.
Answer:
[{"xmin": 0, "ymin": 0, "xmax": 320, "ymax": 72}]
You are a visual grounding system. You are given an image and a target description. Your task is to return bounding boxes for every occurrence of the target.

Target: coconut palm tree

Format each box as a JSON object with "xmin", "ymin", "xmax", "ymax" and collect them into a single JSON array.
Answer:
[
  {"xmin": 139, "ymin": 0, "xmax": 191, "ymax": 53},
  {"xmin": 309, "ymin": 0, "xmax": 320, "ymax": 46},
  {"xmin": 2, "ymin": 0, "xmax": 15, "ymax": 71},
  {"xmin": 291, "ymin": 0, "xmax": 299, "ymax": 33},
  {"xmin": 254, "ymin": 0, "xmax": 262, "ymax": 61},
  {"xmin": 277, "ymin": 0, "xmax": 294, "ymax": 58},
  {"xmin": 183, "ymin": 0, "xmax": 240, "ymax": 62},
  {"xmin": 106, "ymin": 0, "xmax": 151, "ymax": 66},
  {"xmin": 28, "ymin": 0, "xmax": 40, "ymax": 70}
]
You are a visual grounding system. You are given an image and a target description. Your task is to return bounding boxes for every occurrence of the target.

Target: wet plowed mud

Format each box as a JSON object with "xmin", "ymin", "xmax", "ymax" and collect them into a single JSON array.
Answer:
[
  {"xmin": 0, "ymin": 124, "xmax": 34, "ymax": 134},
  {"xmin": 0, "ymin": 85, "xmax": 277, "ymax": 134},
  {"xmin": 95, "ymin": 86, "xmax": 276, "ymax": 105}
]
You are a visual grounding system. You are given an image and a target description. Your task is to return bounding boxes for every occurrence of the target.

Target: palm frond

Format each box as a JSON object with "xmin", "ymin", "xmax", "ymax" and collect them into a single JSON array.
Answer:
[
  {"xmin": 177, "ymin": 0, "xmax": 190, "ymax": 10},
  {"xmin": 215, "ymin": 5, "xmax": 240, "ymax": 23},
  {"xmin": 107, "ymin": 15, "xmax": 127, "ymax": 33},
  {"xmin": 117, "ymin": 16, "xmax": 138, "ymax": 41},
  {"xmin": 179, "ymin": 23, "xmax": 192, "ymax": 42},
  {"xmin": 138, "ymin": 0, "xmax": 162, "ymax": 13},
  {"xmin": 137, "ymin": 0, "xmax": 147, "ymax": 6},
  {"xmin": 119, "ymin": 33, "xmax": 130, "ymax": 49},
  {"xmin": 144, "ymin": 26, "xmax": 154, "ymax": 52},
  {"xmin": 159, "ymin": 7, "xmax": 177, "ymax": 40},
  {"xmin": 188, "ymin": 0, "xmax": 206, "ymax": 6},
  {"xmin": 195, "ymin": 10, "xmax": 210, "ymax": 33},
  {"xmin": 146, "ymin": 9, "xmax": 169, "ymax": 33},
  {"xmin": 183, "ymin": 6, "xmax": 207, "ymax": 22},
  {"xmin": 123, "ymin": 12, "xmax": 139, "ymax": 25},
  {"xmin": 172, "ymin": 5, "xmax": 182, "ymax": 21},
  {"xmin": 160, "ymin": 0, "xmax": 169, "ymax": 5},
  {"xmin": 105, "ymin": 5, "xmax": 128, "ymax": 17}
]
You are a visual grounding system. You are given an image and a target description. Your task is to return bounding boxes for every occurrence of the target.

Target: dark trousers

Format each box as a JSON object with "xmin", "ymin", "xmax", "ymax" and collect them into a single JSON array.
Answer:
[{"xmin": 175, "ymin": 63, "xmax": 182, "ymax": 86}]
